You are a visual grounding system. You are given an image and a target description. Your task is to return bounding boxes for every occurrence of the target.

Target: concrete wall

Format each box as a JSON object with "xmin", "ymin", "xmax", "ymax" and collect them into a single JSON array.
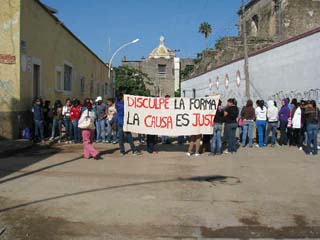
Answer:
[
  {"xmin": 0, "ymin": 0, "xmax": 112, "ymax": 139},
  {"xmin": 181, "ymin": 29, "xmax": 320, "ymax": 107},
  {"xmin": 0, "ymin": 0, "xmax": 21, "ymax": 139},
  {"xmin": 20, "ymin": 0, "xmax": 111, "ymax": 107}
]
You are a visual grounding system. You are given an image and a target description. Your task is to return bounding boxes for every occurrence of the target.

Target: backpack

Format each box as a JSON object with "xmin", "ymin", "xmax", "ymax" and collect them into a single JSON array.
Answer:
[{"xmin": 22, "ymin": 128, "xmax": 31, "ymax": 139}]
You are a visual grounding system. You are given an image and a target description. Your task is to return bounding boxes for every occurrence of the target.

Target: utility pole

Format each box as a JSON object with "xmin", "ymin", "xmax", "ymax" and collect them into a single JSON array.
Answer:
[{"xmin": 242, "ymin": 0, "xmax": 250, "ymax": 99}]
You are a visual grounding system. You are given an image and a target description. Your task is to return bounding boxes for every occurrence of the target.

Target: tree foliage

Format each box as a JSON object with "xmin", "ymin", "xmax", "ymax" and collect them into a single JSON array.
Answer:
[
  {"xmin": 115, "ymin": 66, "xmax": 153, "ymax": 97},
  {"xmin": 198, "ymin": 22, "xmax": 212, "ymax": 49}
]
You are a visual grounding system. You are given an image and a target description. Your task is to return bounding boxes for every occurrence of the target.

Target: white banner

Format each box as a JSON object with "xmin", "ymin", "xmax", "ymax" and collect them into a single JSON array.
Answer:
[{"xmin": 123, "ymin": 95, "xmax": 220, "ymax": 136}]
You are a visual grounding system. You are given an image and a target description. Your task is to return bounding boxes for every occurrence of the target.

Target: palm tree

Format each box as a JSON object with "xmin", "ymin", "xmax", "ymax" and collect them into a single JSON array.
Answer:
[{"xmin": 198, "ymin": 22, "xmax": 212, "ymax": 49}]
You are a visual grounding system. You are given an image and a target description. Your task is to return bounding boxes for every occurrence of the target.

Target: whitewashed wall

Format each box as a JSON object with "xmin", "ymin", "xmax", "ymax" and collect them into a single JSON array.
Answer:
[{"xmin": 181, "ymin": 30, "xmax": 320, "ymax": 107}]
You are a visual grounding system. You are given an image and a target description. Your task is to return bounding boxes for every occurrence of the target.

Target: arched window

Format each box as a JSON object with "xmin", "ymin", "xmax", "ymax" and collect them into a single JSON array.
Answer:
[{"xmin": 251, "ymin": 15, "xmax": 259, "ymax": 37}]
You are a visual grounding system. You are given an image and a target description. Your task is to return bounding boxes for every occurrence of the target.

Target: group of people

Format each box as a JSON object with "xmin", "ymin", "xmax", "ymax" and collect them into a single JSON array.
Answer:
[
  {"xmin": 201, "ymin": 97, "xmax": 319, "ymax": 156},
  {"xmin": 32, "ymin": 94, "xmax": 319, "ymax": 159},
  {"xmin": 31, "ymin": 93, "xmax": 142, "ymax": 159}
]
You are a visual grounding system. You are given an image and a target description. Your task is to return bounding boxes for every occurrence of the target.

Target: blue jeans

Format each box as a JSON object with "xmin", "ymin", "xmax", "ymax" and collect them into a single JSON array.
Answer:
[
  {"xmin": 34, "ymin": 120, "xmax": 44, "ymax": 141},
  {"xmin": 106, "ymin": 119, "xmax": 117, "ymax": 142},
  {"xmin": 147, "ymin": 135, "xmax": 157, "ymax": 153},
  {"xmin": 96, "ymin": 119, "xmax": 106, "ymax": 141},
  {"xmin": 118, "ymin": 124, "xmax": 136, "ymax": 154},
  {"xmin": 226, "ymin": 123, "xmax": 238, "ymax": 152},
  {"xmin": 256, "ymin": 120, "xmax": 267, "ymax": 147},
  {"xmin": 72, "ymin": 119, "xmax": 81, "ymax": 143},
  {"xmin": 211, "ymin": 124, "xmax": 222, "ymax": 154},
  {"xmin": 64, "ymin": 118, "xmax": 72, "ymax": 141},
  {"xmin": 242, "ymin": 121, "xmax": 254, "ymax": 147},
  {"xmin": 265, "ymin": 122, "xmax": 278, "ymax": 146},
  {"xmin": 177, "ymin": 136, "xmax": 185, "ymax": 144},
  {"xmin": 306, "ymin": 124, "xmax": 318, "ymax": 155},
  {"xmin": 138, "ymin": 134, "xmax": 145, "ymax": 143},
  {"xmin": 161, "ymin": 135, "xmax": 170, "ymax": 144},
  {"xmin": 51, "ymin": 119, "xmax": 62, "ymax": 141}
]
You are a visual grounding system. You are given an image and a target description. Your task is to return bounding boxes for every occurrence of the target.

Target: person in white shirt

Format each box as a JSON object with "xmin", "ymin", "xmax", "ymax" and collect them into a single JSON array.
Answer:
[
  {"xmin": 62, "ymin": 98, "xmax": 72, "ymax": 143},
  {"xmin": 255, "ymin": 100, "xmax": 267, "ymax": 148},
  {"xmin": 106, "ymin": 98, "xmax": 118, "ymax": 144},
  {"xmin": 291, "ymin": 99, "xmax": 302, "ymax": 150},
  {"xmin": 265, "ymin": 100, "xmax": 279, "ymax": 146}
]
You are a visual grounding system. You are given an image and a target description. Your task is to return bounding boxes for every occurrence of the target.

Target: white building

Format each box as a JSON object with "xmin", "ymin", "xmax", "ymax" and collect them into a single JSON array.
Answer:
[{"xmin": 181, "ymin": 27, "xmax": 320, "ymax": 107}]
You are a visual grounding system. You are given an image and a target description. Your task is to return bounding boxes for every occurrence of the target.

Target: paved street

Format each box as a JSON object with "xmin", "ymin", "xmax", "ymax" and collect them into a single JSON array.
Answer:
[{"xmin": 0, "ymin": 142, "xmax": 319, "ymax": 239}]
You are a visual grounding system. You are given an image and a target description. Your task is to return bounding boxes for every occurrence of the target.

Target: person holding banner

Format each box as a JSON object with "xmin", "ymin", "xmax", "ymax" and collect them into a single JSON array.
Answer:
[
  {"xmin": 209, "ymin": 99, "xmax": 224, "ymax": 156},
  {"xmin": 186, "ymin": 135, "xmax": 201, "ymax": 157},
  {"xmin": 115, "ymin": 93, "xmax": 141, "ymax": 156},
  {"xmin": 224, "ymin": 98, "xmax": 239, "ymax": 154}
]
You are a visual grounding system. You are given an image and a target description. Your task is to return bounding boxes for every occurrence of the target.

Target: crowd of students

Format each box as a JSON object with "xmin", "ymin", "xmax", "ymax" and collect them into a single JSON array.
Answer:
[{"xmin": 31, "ymin": 94, "xmax": 319, "ymax": 159}]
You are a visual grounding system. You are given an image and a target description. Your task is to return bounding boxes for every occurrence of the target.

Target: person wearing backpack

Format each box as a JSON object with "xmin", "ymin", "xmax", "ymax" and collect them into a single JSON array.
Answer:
[
  {"xmin": 79, "ymin": 102, "xmax": 101, "ymax": 160},
  {"xmin": 304, "ymin": 100, "xmax": 319, "ymax": 156}
]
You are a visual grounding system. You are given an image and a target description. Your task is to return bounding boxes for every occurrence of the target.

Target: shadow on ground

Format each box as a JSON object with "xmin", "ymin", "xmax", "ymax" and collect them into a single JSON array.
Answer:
[
  {"xmin": 0, "ymin": 175, "xmax": 240, "ymax": 213},
  {"xmin": 0, "ymin": 145, "xmax": 65, "ymax": 181}
]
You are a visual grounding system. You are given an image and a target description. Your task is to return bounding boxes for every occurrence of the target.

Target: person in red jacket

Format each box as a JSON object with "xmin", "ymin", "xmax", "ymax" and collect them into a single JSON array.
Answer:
[{"xmin": 70, "ymin": 99, "xmax": 82, "ymax": 143}]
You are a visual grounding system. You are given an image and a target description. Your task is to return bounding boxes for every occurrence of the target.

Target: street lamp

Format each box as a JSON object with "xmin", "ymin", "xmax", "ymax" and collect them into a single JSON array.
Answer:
[{"xmin": 108, "ymin": 38, "xmax": 140, "ymax": 79}]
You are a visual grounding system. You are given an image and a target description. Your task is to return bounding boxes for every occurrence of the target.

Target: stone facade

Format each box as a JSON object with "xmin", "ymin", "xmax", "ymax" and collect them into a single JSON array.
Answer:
[
  {"xmin": 184, "ymin": 0, "xmax": 320, "ymax": 80},
  {"xmin": 0, "ymin": 0, "xmax": 112, "ymax": 139},
  {"xmin": 122, "ymin": 36, "xmax": 194, "ymax": 97},
  {"xmin": 239, "ymin": 0, "xmax": 320, "ymax": 41}
]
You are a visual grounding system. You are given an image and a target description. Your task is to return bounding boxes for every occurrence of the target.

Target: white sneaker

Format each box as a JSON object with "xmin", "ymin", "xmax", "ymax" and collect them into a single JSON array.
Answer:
[
  {"xmin": 49, "ymin": 137, "xmax": 54, "ymax": 141},
  {"xmin": 195, "ymin": 153, "xmax": 201, "ymax": 157},
  {"xmin": 299, "ymin": 147, "xmax": 303, "ymax": 151},
  {"xmin": 224, "ymin": 150, "xmax": 230, "ymax": 154},
  {"xmin": 186, "ymin": 152, "xmax": 192, "ymax": 157},
  {"xmin": 58, "ymin": 140, "xmax": 61, "ymax": 144}
]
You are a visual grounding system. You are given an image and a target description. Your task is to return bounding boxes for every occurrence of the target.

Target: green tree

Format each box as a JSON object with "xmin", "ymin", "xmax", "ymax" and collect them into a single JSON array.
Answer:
[
  {"xmin": 198, "ymin": 22, "xmax": 212, "ymax": 49},
  {"xmin": 174, "ymin": 89, "xmax": 181, "ymax": 97},
  {"xmin": 115, "ymin": 66, "xmax": 153, "ymax": 97}
]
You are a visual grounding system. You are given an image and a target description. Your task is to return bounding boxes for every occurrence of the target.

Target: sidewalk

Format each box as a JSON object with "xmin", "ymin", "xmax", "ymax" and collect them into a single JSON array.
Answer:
[{"xmin": 0, "ymin": 139, "xmax": 34, "ymax": 158}]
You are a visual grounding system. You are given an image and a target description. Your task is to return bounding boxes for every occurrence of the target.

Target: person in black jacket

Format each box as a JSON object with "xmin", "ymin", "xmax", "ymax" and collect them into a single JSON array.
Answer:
[
  {"xmin": 209, "ymin": 99, "xmax": 224, "ymax": 156},
  {"xmin": 32, "ymin": 97, "xmax": 45, "ymax": 143},
  {"xmin": 224, "ymin": 98, "xmax": 239, "ymax": 154}
]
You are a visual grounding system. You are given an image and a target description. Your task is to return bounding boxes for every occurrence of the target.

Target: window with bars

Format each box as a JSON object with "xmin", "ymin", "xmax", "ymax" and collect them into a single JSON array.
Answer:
[
  {"xmin": 90, "ymin": 80, "xmax": 94, "ymax": 96},
  {"xmin": 63, "ymin": 64, "xmax": 72, "ymax": 91},
  {"xmin": 80, "ymin": 76, "xmax": 85, "ymax": 94}
]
